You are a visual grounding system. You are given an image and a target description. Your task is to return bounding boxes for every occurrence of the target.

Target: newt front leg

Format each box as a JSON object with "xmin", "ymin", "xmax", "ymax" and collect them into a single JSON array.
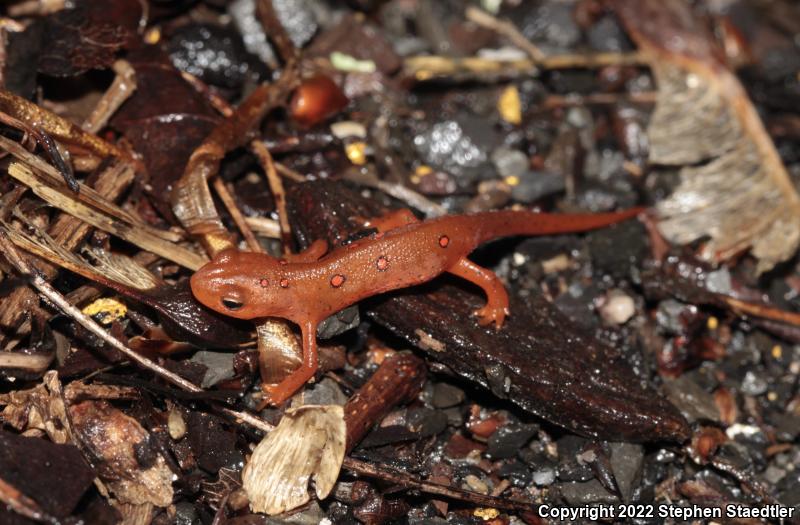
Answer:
[{"xmin": 258, "ymin": 319, "xmax": 320, "ymax": 407}]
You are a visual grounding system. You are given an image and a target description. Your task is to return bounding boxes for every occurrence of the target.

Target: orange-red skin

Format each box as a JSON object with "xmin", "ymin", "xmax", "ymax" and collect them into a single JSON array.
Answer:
[{"xmin": 191, "ymin": 207, "xmax": 643, "ymax": 405}]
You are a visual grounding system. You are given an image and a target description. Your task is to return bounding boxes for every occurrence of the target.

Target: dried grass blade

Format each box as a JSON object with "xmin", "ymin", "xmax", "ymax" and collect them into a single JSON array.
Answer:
[{"xmin": 8, "ymin": 162, "xmax": 208, "ymax": 270}]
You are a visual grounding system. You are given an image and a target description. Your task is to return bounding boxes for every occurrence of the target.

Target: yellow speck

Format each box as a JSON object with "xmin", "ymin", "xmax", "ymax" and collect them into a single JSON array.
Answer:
[
  {"xmin": 767, "ymin": 391, "xmax": 778, "ymax": 401},
  {"xmin": 144, "ymin": 27, "xmax": 161, "ymax": 45},
  {"xmin": 345, "ymin": 142, "xmax": 367, "ymax": 165},
  {"xmin": 498, "ymin": 85, "xmax": 522, "ymax": 125},
  {"xmin": 505, "ymin": 175, "xmax": 519, "ymax": 186},
  {"xmin": 415, "ymin": 165, "xmax": 433, "ymax": 176},
  {"xmin": 474, "ymin": 508, "xmax": 499, "ymax": 521},
  {"xmin": 772, "ymin": 345, "xmax": 782, "ymax": 359},
  {"xmin": 82, "ymin": 297, "xmax": 126, "ymax": 325},
  {"xmin": 706, "ymin": 316, "xmax": 718, "ymax": 330}
]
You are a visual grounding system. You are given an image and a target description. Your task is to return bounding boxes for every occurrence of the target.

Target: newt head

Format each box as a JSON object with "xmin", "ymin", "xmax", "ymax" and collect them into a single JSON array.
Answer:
[{"xmin": 191, "ymin": 249, "xmax": 290, "ymax": 320}]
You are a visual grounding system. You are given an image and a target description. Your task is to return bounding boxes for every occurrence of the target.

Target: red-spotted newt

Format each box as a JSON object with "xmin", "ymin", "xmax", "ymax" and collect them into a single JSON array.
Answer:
[{"xmin": 191, "ymin": 207, "xmax": 642, "ymax": 405}]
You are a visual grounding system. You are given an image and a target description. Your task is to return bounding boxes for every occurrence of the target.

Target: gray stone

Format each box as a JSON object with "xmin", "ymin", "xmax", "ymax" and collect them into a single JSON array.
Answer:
[
  {"xmin": 431, "ymin": 382, "xmax": 465, "ymax": 408},
  {"xmin": 741, "ymin": 370, "xmax": 768, "ymax": 396},
  {"xmin": 487, "ymin": 423, "xmax": 538, "ymax": 459},
  {"xmin": 663, "ymin": 375, "xmax": 720, "ymax": 423},
  {"xmin": 491, "ymin": 147, "xmax": 529, "ymax": 178},
  {"xmin": 190, "ymin": 351, "xmax": 235, "ymax": 388},
  {"xmin": 559, "ymin": 479, "xmax": 618, "ymax": 505},
  {"xmin": 609, "ymin": 442, "xmax": 644, "ymax": 503}
]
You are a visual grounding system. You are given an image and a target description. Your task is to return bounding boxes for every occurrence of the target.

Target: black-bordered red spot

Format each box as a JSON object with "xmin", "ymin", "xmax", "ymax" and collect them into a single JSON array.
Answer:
[
  {"xmin": 330, "ymin": 274, "xmax": 346, "ymax": 288},
  {"xmin": 376, "ymin": 255, "xmax": 389, "ymax": 271},
  {"xmin": 438, "ymin": 235, "xmax": 450, "ymax": 248},
  {"xmin": 259, "ymin": 278, "xmax": 269, "ymax": 288},
  {"xmin": 279, "ymin": 278, "xmax": 289, "ymax": 288}
]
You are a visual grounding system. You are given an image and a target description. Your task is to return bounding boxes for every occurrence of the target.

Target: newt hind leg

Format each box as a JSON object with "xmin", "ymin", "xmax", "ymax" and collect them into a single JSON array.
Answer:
[
  {"xmin": 257, "ymin": 320, "xmax": 319, "ymax": 408},
  {"xmin": 447, "ymin": 258, "xmax": 510, "ymax": 329}
]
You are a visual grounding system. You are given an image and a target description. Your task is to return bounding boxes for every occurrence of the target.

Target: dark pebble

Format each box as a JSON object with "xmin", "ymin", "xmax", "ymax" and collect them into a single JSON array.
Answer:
[
  {"xmin": 407, "ymin": 408, "xmax": 449, "ymax": 437},
  {"xmin": 487, "ymin": 423, "xmax": 538, "ymax": 459},
  {"xmin": 317, "ymin": 305, "xmax": 360, "ymax": 339},
  {"xmin": 168, "ymin": 24, "xmax": 258, "ymax": 90},
  {"xmin": 586, "ymin": 220, "xmax": 647, "ymax": 281},
  {"xmin": 496, "ymin": 460, "xmax": 533, "ymax": 487},
  {"xmin": 431, "ymin": 382, "xmax": 466, "ymax": 408}
]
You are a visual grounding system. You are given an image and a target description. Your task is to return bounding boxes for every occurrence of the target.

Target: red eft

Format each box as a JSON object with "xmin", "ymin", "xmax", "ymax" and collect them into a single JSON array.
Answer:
[{"xmin": 191, "ymin": 207, "xmax": 642, "ymax": 406}]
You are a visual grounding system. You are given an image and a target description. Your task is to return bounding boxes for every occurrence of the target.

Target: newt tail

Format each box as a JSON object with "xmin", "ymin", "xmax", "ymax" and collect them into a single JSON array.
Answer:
[{"xmin": 191, "ymin": 206, "xmax": 644, "ymax": 406}]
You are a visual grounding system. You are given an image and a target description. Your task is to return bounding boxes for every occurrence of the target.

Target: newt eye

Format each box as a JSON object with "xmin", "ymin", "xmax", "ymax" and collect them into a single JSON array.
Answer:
[{"xmin": 221, "ymin": 297, "xmax": 244, "ymax": 311}]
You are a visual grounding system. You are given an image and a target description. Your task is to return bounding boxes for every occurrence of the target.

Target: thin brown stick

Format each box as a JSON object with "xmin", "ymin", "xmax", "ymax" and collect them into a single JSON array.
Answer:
[
  {"xmin": 275, "ymin": 161, "xmax": 306, "ymax": 183},
  {"xmin": 341, "ymin": 457, "xmax": 533, "ymax": 511},
  {"xmin": 251, "ymin": 140, "xmax": 292, "ymax": 253},
  {"xmin": 82, "ymin": 60, "xmax": 137, "ymax": 134},
  {"xmin": 256, "ymin": 0, "xmax": 298, "ymax": 64},
  {"xmin": 344, "ymin": 353, "xmax": 426, "ymax": 451},
  {"xmin": 212, "ymin": 177, "xmax": 263, "ymax": 253},
  {"xmin": 465, "ymin": 6, "xmax": 546, "ymax": 62},
  {"xmin": 724, "ymin": 296, "xmax": 800, "ymax": 327}
]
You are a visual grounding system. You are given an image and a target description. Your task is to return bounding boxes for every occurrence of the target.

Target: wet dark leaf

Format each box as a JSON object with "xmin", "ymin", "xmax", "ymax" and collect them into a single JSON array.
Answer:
[
  {"xmin": 111, "ymin": 47, "xmax": 220, "ymax": 219},
  {"xmin": 0, "ymin": 430, "xmax": 94, "ymax": 517}
]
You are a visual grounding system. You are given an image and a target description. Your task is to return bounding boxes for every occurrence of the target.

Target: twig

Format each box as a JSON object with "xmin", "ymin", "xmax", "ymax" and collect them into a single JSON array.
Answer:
[
  {"xmin": 212, "ymin": 177, "xmax": 263, "ymax": 253},
  {"xmin": 541, "ymin": 91, "xmax": 657, "ymax": 109},
  {"xmin": 82, "ymin": 60, "xmax": 137, "ymax": 134},
  {"xmin": 180, "ymin": 71, "xmax": 234, "ymax": 118},
  {"xmin": 403, "ymin": 52, "xmax": 647, "ymax": 83},
  {"xmin": 723, "ymin": 296, "xmax": 800, "ymax": 327},
  {"xmin": 275, "ymin": 161, "xmax": 306, "ymax": 183},
  {"xmin": 344, "ymin": 353, "xmax": 426, "ymax": 451},
  {"xmin": 255, "ymin": 0, "xmax": 297, "ymax": 64},
  {"xmin": 251, "ymin": 140, "xmax": 292, "ymax": 253},
  {"xmin": 341, "ymin": 457, "xmax": 533, "ymax": 511},
  {"xmin": 465, "ymin": 6, "xmax": 546, "ymax": 62},
  {"xmin": 244, "ymin": 216, "xmax": 281, "ymax": 238},
  {"xmin": 343, "ymin": 170, "xmax": 446, "ymax": 218}
]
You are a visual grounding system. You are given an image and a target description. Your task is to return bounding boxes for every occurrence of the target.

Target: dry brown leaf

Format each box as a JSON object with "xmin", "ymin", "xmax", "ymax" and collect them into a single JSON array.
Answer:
[
  {"xmin": 0, "ymin": 371, "xmax": 72, "ymax": 444},
  {"xmin": 69, "ymin": 400, "xmax": 174, "ymax": 507},
  {"xmin": 242, "ymin": 405, "xmax": 346, "ymax": 515},
  {"xmin": 612, "ymin": 0, "xmax": 800, "ymax": 274}
]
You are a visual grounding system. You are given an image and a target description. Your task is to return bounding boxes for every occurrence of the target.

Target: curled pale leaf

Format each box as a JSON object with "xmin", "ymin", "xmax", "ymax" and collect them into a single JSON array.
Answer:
[
  {"xmin": 242, "ymin": 405, "xmax": 346, "ymax": 515},
  {"xmin": 612, "ymin": 0, "xmax": 800, "ymax": 274}
]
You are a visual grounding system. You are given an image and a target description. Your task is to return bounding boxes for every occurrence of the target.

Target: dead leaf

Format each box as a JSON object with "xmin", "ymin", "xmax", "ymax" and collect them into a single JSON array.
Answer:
[
  {"xmin": 69, "ymin": 400, "xmax": 174, "ymax": 507},
  {"xmin": 611, "ymin": 0, "xmax": 800, "ymax": 274},
  {"xmin": 0, "ymin": 371, "xmax": 72, "ymax": 444},
  {"xmin": 242, "ymin": 405, "xmax": 346, "ymax": 515}
]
